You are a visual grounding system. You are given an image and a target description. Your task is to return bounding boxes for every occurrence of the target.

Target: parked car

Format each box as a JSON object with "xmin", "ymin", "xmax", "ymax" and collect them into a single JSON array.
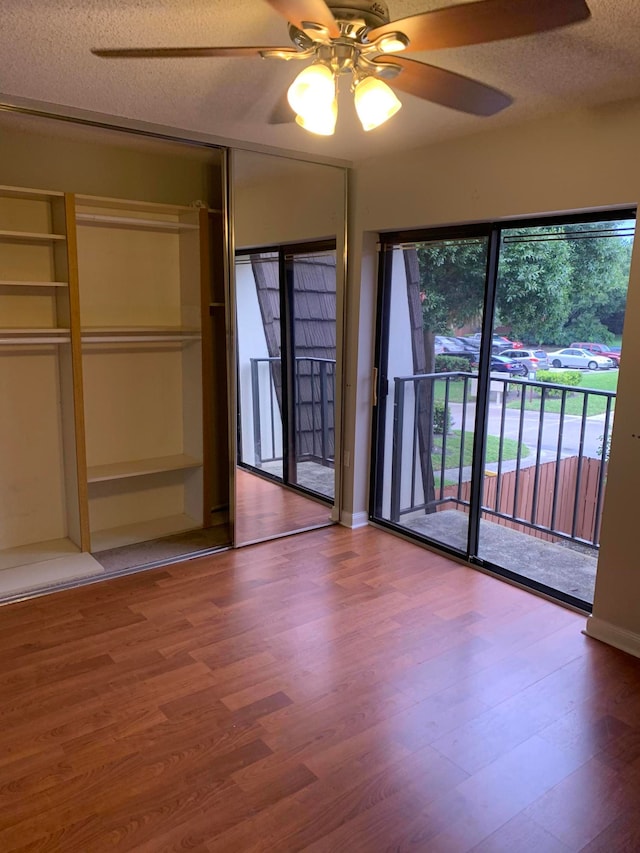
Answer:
[
  {"xmin": 434, "ymin": 335, "xmax": 480, "ymax": 366},
  {"xmin": 435, "ymin": 335, "xmax": 465, "ymax": 353},
  {"xmin": 498, "ymin": 348, "xmax": 550, "ymax": 372},
  {"xmin": 570, "ymin": 342, "xmax": 621, "ymax": 366},
  {"xmin": 547, "ymin": 347, "xmax": 614, "ymax": 370},
  {"xmin": 465, "ymin": 333, "xmax": 515, "ymax": 354},
  {"xmin": 490, "ymin": 355, "xmax": 528, "ymax": 376},
  {"xmin": 452, "ymin": 337, "xmax": 483, "ymax": 353}
]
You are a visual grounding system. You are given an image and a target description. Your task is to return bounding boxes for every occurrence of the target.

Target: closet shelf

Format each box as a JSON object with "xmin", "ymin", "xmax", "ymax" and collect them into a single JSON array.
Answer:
[
  {"xmin": 81, "ymin": 326, "xmax": 202, "ymax": 343},
  {"xmin": 90, "ymin": 514, "xmax": 202, "ymax": 552},
  {"xmin": 76, "ymin": 213, "xmax": 198, "ymax": 232},
  {"xmin": 75, "ymin": 193, "xmax": 196, "ymax": 215},
  {"xmin": 87, "ymin": 454, "xmax": 202, "ymax": 483},
  {"xmin": 0, "ymin": 185, "xmax": 64, "ymax": 201},
  {"xmin": 0, "ymin": 328, "xmax": 70, "ymax": 345},
  {"xmin": 0, "ymin": 280, "xmax": 68, "ymax": 288},
  {"xmin": 0, "ymin": 229, "xmax": 66, "ymax": 243}
]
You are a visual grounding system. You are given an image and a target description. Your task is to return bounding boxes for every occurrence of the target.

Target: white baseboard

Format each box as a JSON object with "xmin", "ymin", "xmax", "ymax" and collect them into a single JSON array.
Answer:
[
  {"xmin": 584, "ymin": 615, "xmax": 640, "ymax": 659},
  {"xmin": 340, "ymin": 511, "xmax": 369, "ymax": 529}
]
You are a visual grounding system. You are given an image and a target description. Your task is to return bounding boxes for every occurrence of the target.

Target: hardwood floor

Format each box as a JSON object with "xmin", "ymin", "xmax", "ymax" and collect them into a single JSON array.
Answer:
[
  {"xmin": 235, "ymin": 467, "xmax": 334, "ymax": 545},
  {"xmin": 1, "ymin": 525, "xmax": 639, "ymax": 851}
]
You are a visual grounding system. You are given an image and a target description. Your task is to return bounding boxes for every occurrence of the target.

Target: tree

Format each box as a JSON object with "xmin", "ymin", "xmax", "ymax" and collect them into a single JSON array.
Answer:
[
  {"xmin": 496, "ymin": 227, "xmax": 572, "ymax": 344},
  {"xmin": 496, "ymin": 221, "xmax": 633, "ymax": 344},
  {"xmin": 404, "ymin": 238, "xmax": 487, "ymax": 513}
]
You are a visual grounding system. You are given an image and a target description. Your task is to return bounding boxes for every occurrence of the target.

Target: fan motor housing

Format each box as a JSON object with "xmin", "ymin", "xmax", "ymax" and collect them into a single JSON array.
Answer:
[{"xmin": 326, "ymin": 0, "xmax": 390, "ymax": 28}]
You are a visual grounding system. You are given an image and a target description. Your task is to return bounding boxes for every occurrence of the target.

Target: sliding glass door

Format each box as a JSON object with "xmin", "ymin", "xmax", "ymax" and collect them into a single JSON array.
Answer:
[
  {"xmin": 475, "ymin": 217, "xmax": 635, "ymax": 604},
  {"xmin": 370, "ymin": 227, "xmax": 491, "ymax": 554},
  {"xmin": 371, "ymin": 212, "xmax": 635, "ymax": 610}
]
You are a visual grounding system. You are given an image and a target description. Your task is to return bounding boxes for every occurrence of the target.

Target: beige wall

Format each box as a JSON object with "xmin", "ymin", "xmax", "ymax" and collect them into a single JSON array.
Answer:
[
  {"xmin": 232, "ymin": 150, "xmax": 345, "ymax": 248},
  {"xmin": 343, "ymin": 96, "xmax": 640, "ymax": 648},
  {"xmin": 0, "ymin": 114, "xmax": 221, "ymax": 205}
]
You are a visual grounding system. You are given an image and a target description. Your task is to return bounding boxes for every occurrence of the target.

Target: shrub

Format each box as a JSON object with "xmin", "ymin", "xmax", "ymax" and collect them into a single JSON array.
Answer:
[
  {"xmin": 434, "ymin": 355, "xmax": 472, "ymax": 374},
  {"xmin": 536, "ymin": 369, "xmax": 582, "ymax": 391},
  {"xmin": 597, "ymin": 433, "xmax": 611, "ymax": 462},
  {"xmin": 433, "ymin": 402, "xmax": 454, "ymax": 434}
]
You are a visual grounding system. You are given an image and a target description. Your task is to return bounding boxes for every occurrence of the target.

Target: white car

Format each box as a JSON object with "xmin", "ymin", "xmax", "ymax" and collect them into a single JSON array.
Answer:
[{"xmin": 547, "ymin": 347, "xmax": 614, "ymax": 370}]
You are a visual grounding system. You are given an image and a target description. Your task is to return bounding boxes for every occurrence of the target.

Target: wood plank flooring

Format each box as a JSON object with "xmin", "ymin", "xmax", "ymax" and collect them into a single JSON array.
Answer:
[
  {"xmin": 1, "ymin": 525, "xmax": 639, "ymax": 851},
  {"xmin": 235, "ymin": 468, "xmax": 334, "ymax": 545}
]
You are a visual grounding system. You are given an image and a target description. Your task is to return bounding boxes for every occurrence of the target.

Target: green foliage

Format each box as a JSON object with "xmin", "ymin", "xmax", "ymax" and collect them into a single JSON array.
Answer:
[
  {"xmin": 433, "ymin": 402, "xmax": 453, "ymax": 434},
  {"xmin": 597, "ymin": 434, "xmax": 611, "ymax": 462},
  {"xmin": 536, "ymin": 369, "xmax": 582, "ymax": 387},
  {"xmin": 563, "ymin": 317, "xmax": 615, "ymax": 344},
  {"xmin": 417, "ymin": 238, "xmax": 486, "ymax": 333},
  {"xmin": 414, "ymin": 219, "xmax": 633, "ymax": 346},
  {"xmin": 496, "ymin": 226, "xmax": 571, "ymax": 344},
  {"xmin": 434, "ymin": 354, "xmax": 472, "ymax": 374},
  {"xmin": 431, "ymin": 430, "xmax": 530, "ymax": 475}
]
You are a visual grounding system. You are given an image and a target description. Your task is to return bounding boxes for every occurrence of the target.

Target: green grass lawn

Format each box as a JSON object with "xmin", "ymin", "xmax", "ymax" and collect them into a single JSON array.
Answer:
[
  {"xmin": 506, "ymin": 370, "xmax": 618, "ymax": 416},
  {"xmin": 428, "ymin": 369, "xmax": 617, "ymax": 417},
  {"xmin": 431, "ymin": 429, "xmax": 529, "ymax": 470},
  {"xmin": 433, "ymin": 378, "xmax": 467, "ymax": 404}
]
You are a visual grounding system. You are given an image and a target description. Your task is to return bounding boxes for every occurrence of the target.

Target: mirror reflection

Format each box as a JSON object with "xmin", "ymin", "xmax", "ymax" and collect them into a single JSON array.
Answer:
[{"xmin": 231, "ymin": 150, "xmax": 345, "ymax": 546}]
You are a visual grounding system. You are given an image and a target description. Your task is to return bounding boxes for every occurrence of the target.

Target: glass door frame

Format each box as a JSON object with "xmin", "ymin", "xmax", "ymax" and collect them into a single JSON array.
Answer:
[{"xmin": 370, "ymin": 208, "xmax": 636, "ymax": 611}]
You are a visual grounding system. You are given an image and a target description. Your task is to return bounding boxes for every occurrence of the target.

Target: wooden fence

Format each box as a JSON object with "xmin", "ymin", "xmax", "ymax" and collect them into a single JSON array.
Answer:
[{"xmin": 442, "ymin": 456, "xmax": 605, "ymax": 545}]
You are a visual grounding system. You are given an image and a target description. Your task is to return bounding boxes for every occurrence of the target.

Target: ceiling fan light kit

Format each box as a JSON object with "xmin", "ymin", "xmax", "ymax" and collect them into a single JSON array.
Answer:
[
  {"xmin": 288, "ymin": 63, "xmax": 338, "ymax": 134},
  {"xmin": 92, "ymin": 0, "xmax": 592, "ymax": 138},
  {"xmin": 353, "ymin": 75, "xmax": 402, "ymax": 131}
]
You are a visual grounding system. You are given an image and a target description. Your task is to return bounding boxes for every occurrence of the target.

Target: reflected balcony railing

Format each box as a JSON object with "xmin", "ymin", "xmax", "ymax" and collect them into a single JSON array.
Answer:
[
  {"xmin": 390, "ymin": 371, "xmax": 615, "ymax": 549},
  {"xmin": 250, "ymin": 356, "xmax": 336, "ymax": 469}
]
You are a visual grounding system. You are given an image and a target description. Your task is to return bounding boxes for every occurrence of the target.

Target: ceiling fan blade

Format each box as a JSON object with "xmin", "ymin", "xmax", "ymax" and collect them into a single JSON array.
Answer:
[
  {"xmin": 268, "ymin": 93, "xmax": 296, "ymax": 124},
  {"xmin": 378, "ymin": 56, "xmax": 511, "ymax": 116},
  {"xmin": 264, "ymin": 0, "xmax": 340, "ymax": 38},
  {"xmin": 91, "ymin": 46, "xmax": 298, "ymax": 59},
  {"xmin": 368, "ymin": 0, "xmax": 590, "ymax": 52}
]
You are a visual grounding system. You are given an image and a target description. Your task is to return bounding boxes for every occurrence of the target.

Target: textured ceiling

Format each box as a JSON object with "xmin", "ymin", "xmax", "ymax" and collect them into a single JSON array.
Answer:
[{"xmin": 1, "ymin": 0, "xmax": 640, "ymax": 164}]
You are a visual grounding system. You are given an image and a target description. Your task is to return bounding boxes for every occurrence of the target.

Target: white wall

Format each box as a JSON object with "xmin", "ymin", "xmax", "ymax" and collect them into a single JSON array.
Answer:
[
  {"xmin": 235, "ymin": 261, "xmax": 282, "ymax": 467},
  {"xmin": 342, "ymin": 96, "xmax": 640, "ymax": 655},
  {"xmin": 380, "ymin": 250, "xmax": 424, "ymax": 518}
]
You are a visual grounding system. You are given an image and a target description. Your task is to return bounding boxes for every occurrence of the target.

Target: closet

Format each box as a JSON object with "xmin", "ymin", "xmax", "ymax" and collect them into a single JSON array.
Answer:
[
  {"xmin": 0, "ymin": 187, "xmax": 83, "ymax": 570},
  {"xmin": 0, "ymin": 114, "xmax": 230, "ymax": 595},
  {"xmin": 76, "ymin": 196, "xmax": 211, "ymax": 551}
]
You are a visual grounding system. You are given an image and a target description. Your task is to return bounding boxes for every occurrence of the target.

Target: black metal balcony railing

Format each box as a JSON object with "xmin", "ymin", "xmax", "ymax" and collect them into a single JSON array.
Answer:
[
  {"xmin": 390, "ymin": 371, "xmax": 615, "ymax": 548},
  {"xmin": 250, "ymin": 356, "xmax": 336, "ymax": 468}
]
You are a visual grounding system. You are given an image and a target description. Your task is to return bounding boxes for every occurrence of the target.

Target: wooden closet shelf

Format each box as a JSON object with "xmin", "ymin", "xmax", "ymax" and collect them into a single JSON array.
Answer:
[
  {"xmin": 0, "ymin": 328, "xmax": 70, "ymax": 345},
  {"xmin": 0, "ymin": 280, "xmax": 68, "ymax": 288},
  {"xmin": 90, "ymin": 514, "xmax": 202, "ymax": 552},
  {"xmin": 76, "ymin": 213, "xmax": 198, "ymax": 232},
  {"xmin": 81, "ymin": 327, "xmax": 202, "ymax": 344},
  {"xmin": 0, "ymin": 229, "xmax": 66, "ymax": 243},
  {"xmin": 0, "ymin": 185, "xmax": 65, "ymax": 201},
  {"xmin": 87, "ymin": 454, "xmax": 202, "ymax": 483},
  {"xmin": 75, "ymin": 194, "xmax": 197, "ymax": 215}
]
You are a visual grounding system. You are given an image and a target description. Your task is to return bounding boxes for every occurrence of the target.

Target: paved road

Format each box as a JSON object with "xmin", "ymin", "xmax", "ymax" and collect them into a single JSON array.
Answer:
[{"xmin": 447, "ymin": 382, "xmax": 612, "ymax": 471}]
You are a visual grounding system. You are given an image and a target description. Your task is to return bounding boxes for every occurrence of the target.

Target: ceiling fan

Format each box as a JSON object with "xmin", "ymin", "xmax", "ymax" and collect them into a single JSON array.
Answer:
[{"xmin": 92, "ymin": 0, "xmax": 591, "ymax": 136}]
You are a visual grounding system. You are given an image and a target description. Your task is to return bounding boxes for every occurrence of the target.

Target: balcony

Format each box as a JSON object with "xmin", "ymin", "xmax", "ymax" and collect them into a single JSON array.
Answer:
[
  {"xmin": 246, "ymin": 356, "xmax": 335, "ymax": 499},
  {"xmin": 385, "ymin": 371, "xmax": 615, "ymax": 605}
]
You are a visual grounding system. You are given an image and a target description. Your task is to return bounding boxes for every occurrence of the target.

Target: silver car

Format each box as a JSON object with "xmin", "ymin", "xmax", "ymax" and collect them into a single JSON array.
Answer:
[
  {"xmin": 547, "ymin": 347, "xmax": 614, "ymax": 370},
  {"xmin": 498, "ymin": 348, "xmax": 550, "ymax": 373}
]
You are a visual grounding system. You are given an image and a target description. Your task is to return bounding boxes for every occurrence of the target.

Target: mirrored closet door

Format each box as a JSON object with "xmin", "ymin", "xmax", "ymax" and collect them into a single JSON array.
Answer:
[{"xmin": 231, "ymin": 150, "xmax": 346, "ymax": 546}]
